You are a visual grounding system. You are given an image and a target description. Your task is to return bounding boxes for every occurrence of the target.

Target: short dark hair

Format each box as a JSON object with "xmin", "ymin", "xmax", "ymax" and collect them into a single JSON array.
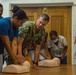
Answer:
[
  {"xmin": 0, "ymin": 3, "xmax": 3, "ymax": 7},
  {"xmin": 50, "ymin": 30, "xmax": 58, "ymax": 37},
  {"xmin": 12, "ymin": 5, "xmax": 28, "ymax": 20},
  {"xmin": 40, "ymin": 14, "xmax": 50, "ymax": 22}
]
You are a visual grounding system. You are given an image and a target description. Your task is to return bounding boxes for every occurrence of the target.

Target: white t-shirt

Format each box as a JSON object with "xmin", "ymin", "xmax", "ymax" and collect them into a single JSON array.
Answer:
[{"xmin": 47, "ymin": 35, "xmax": 67, "ymax": 57}]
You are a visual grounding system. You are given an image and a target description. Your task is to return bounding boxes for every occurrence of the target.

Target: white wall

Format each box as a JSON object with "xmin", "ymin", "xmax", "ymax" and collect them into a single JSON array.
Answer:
[
  {"xmin": 72, "ymin": 5, "xmax": 76, "ymax": 64},
  {"xmin": 0, "ymin": 0, "xmax": 76, "ymax": 64},
  {"xmin": 0, "ymin": 0, "xmax": 74, "ymax": 17},
  {"xmin": 1, "ymin": 0, "xmax": 74, "ymax": 3},
  {"xmin": 73, "ymin": 0, "xmax": 76, "ymax": 4}
]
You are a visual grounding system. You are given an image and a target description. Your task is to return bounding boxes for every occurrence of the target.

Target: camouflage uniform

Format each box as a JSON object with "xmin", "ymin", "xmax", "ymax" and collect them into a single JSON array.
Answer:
[
  {"xmin": 5, "ymin": 43, "xmax": 14, "ymax": 65},
  {"xmin": 19, "ymin": 21, "xmax": 45, "ymax": 56}
]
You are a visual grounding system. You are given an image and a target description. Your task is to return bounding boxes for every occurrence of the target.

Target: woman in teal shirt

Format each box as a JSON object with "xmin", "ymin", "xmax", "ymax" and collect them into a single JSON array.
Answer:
[{"xmin": 0, "ymin": 6, "xmax": 27, "ymax": 72}]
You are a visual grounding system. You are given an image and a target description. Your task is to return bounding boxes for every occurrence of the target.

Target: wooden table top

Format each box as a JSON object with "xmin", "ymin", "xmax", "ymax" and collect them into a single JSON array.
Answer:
[{"xmin": 0, "ymin": 64, "xmax": 76, "ymax": 75}]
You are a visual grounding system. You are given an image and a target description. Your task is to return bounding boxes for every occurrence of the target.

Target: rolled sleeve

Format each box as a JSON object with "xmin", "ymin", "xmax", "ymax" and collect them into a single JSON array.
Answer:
[
  {"xmin": 62, "ymin": 37, "xmax": 67, "ymax": 46},
  {"xmin": 47, "ymin": 40, "xmax": 51, "ymax": 48},
  {"xmin": 19, "ymin": 24, "xmax": 29, "ymax": 38}
]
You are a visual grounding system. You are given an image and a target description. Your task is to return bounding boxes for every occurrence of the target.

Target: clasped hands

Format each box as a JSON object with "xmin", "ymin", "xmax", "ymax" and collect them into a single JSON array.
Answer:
[{"xmin": 14, "ymin": 55, "xmax": 26, "ymax": 64}]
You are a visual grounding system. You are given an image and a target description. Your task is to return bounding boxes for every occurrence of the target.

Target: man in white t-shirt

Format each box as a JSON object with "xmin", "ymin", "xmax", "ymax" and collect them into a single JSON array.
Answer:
[{"xmin": 47, "ymin": 30, "xmax": 68, "ymax": 64}]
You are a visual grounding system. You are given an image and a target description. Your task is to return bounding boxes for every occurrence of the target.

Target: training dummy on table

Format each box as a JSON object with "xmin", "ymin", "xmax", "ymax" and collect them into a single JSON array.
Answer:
[
  {"xmin": 38, "ymin": 57, "xmax": 60, "ymax": 67},
  {"xmin": 2, "ymin": 55, "xmax": 30, "ymax": 73}
]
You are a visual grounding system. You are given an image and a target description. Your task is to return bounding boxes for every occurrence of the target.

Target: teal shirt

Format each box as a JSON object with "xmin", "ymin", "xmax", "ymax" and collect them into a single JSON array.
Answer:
[{"xmin": 0, "ymin": 17, "xmax": 18, "ymax": 54}]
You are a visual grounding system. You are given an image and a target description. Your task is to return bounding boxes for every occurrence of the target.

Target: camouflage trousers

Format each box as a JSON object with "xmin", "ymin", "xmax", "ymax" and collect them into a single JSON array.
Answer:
[
  {"xmin": 4, "ymin": 48, "xmax": 27, "ymax": 65},
  {"xmin": 5, "ymin": 50, "xmax": 27, "ymax": 65},
  {"xmin": 5, "ymin": 56, "xmax": 14, "ymax": 65},
  {"xmin": 4, "ymin": 49, "xmax": 13, "ymax": 65}
]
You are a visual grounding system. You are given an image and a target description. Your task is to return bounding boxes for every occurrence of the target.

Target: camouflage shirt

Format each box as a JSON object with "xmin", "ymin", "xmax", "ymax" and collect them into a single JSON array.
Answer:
[{"xmin": 19, "ymin": 21, "xmax": 45, "ymax": 50}]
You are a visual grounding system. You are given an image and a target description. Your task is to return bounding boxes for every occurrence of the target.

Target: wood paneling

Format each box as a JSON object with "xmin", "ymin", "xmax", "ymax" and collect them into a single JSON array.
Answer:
[{"xmin": 46, "ymin": 7, "xmax": 72, "ymax": 64}]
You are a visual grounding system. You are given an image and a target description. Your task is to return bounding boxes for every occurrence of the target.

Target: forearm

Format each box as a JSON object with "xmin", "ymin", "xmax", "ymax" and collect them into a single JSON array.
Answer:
[
  {"xmin": 48, "ymin": 48, "xmax": 55, "ymax": 58},
  {"xmin": 62, "ymin": 46, "xmax": 68, "ymax": 57},
  {"xmin": 17, "ymin": 44, "xmax": 22, "ymax": 55},
  {"xmin": 11, "ymin": 37, "xmax": 18, "ymax": 56},
  {"xmin": 17, "ymin": 37, "xmax": 24, "ymax": 55},
  {"xmin": 1, "ymin": 36, "xmax": 16, "ymax": 62},
  {"xmin": 40, "ymin": 51, "xmax": 47, "ymax": 59},
  {"xmin": 50, "ymin": 51, "xmax": 55, "ymax": 58},
  {"xmin": 34, "ymin": 45, "xmax": 41, "ymax": 62}
]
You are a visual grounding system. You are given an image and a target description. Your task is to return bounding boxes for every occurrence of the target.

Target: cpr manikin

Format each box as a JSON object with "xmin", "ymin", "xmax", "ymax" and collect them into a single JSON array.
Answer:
[
  {"xmin": 38, "ymin": 57, "xmax": 60, "ymax": 67},
  {"xmin": 2, "ymin": 61, "xmax": 30, "ymax": 73}
]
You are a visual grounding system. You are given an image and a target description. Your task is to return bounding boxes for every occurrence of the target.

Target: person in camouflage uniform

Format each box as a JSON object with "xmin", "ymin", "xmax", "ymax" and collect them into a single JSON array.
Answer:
[{"xmin": 18, "ymin": 14, "xmax": 50, "ymax": 70}]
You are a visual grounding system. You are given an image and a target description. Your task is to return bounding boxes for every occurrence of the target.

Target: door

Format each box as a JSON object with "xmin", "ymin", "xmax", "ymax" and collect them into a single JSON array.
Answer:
[
  {"xmin": 21, "ymin": 7, "xmax": 43, "ymax": 21},
  {"xmin": 46, "ymin": 7, "xmax": 72, "ymax": 64}
]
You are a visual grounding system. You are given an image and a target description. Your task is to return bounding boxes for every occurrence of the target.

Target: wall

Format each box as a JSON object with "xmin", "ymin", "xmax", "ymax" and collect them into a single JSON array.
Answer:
[
  {"xmin": 72, "ymin": 5, "xmax": 76, "ymax": 64},
  {"xmin": 0, "ymin": 0, "xmax": 76, "ymax": 64},
  {"xmin": 0, "ymin": 0, "xmax": 74, "ymax": 17}
]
